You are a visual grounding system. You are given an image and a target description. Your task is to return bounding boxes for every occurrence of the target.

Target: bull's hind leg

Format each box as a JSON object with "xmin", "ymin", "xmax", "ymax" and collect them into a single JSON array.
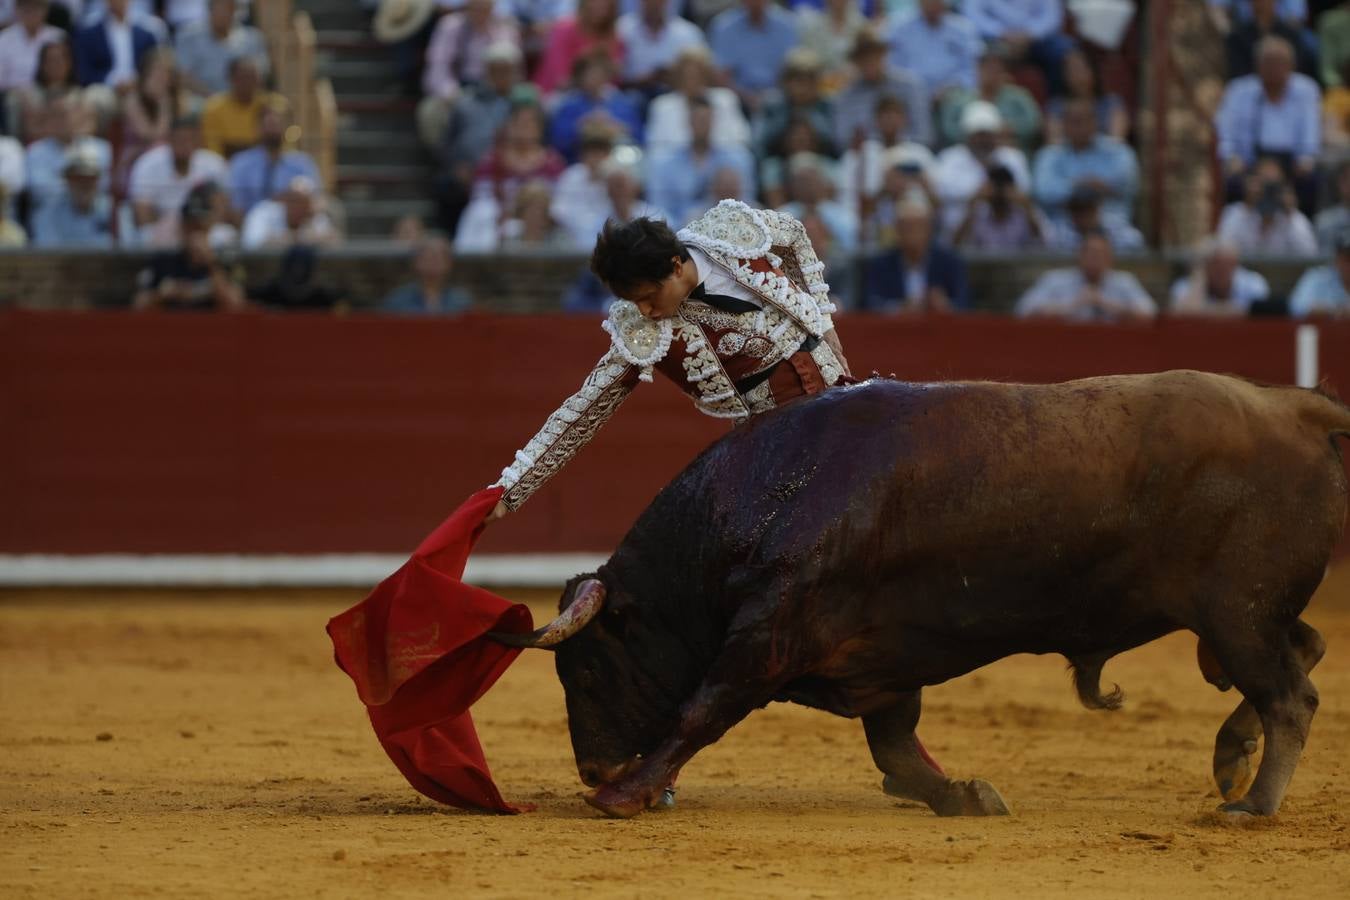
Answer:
[
  {"xmin": 1211, "ymin": 620, "xmax": 1326, "ymax": 802},
  {"xmin": 863, "ymin": 692, "xmax": 1009, "ymax": 817},
  {"xmin": 1203, "ymin": 619, "xmax": 1323, "ymax": 817}
]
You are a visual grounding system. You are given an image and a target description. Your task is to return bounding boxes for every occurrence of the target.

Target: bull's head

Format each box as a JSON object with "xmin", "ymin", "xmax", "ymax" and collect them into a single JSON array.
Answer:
[{"xmin": 490, "ymin": 573, "xmax": 688, "ymax": 788}]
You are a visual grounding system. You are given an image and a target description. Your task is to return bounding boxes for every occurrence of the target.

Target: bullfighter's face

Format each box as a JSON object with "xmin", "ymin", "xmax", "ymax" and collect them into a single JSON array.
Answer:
[
  {"xmin": 621, "ymin": 254, "xmax": 699, "ymax": 321},
  {"xmin": 551, "ymin": 576, "xmax": 687, "ymax": 788}
]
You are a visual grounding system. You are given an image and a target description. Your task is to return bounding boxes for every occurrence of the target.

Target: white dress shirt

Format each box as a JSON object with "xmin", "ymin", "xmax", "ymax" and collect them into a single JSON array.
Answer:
[
  {"xmin": 687, "ymin": 245, "xmax": 763, "ymax": 309},
  {"xmin": 615, "ymin": 13, "xmax": 706, "ymax": 82},
  {"xmin": 104, "ymin": 16, "xmax": 137, "ymax": 87},
  {"xmin": 128, "ymin": 145, "xmax": 229, "ymax": 247}
]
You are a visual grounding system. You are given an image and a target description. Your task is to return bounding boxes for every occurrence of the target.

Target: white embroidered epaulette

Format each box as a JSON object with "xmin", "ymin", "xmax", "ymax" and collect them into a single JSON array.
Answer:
[
  {"xmin": 601, "ymin": 300, "xmax": 673, "ymax": 382},
  {"xmin": 678, "ymin": 199, "xmax": 772, "ymax": 260}
]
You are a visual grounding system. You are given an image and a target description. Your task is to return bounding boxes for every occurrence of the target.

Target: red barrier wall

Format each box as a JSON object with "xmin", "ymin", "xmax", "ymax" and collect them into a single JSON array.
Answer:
[{"xmin": 2, "ymin": 311, "xmax": 1347, "ymax": 555}]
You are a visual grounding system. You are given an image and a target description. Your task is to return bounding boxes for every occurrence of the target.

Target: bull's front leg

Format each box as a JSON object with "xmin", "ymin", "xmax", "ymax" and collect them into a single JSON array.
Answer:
[
  {"xmin": 585, "ymin": 636, "xmax": 787, "ymax": 819},
  {"xmin": 864, "ymin": 691, "xmax": 1009, "ymax": 817}
]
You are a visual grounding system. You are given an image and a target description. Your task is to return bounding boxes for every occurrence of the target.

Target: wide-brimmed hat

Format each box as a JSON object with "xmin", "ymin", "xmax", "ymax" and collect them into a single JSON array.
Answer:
[{"xmin": 374, "ymin": 0, "xmax": 436, "ymax": 45}]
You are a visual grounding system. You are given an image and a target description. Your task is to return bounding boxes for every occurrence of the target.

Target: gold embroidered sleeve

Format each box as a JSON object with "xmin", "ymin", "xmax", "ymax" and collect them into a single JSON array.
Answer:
[
  {"xmin": 492, "ymin": 350, "xmax": 639, "ymax": 512},
  {"xmin": 760, "ymin": 207, "xmax": 835, "ymax": 313}
]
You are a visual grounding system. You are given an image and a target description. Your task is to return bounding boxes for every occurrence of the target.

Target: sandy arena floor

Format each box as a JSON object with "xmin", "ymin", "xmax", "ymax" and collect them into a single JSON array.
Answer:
[{"xmin": 3, "ymin": 569, "xmax": 1350, "ymax": 899}]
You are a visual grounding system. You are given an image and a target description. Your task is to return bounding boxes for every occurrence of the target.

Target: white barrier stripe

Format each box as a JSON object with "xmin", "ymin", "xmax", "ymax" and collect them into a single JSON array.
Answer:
[
  {"xmin": 1296, "ymin": 324, "xmax": 1320, "ymax": 389},
  {"xmin": 0, "ymin": 554, "xmax": 609, "ymax": 588}
]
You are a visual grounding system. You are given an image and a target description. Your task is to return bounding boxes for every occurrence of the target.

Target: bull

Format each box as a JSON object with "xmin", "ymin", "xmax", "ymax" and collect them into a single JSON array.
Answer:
[{"xmin": 493, "ymin": 372, "xmax": 1350, "ymax": 820}]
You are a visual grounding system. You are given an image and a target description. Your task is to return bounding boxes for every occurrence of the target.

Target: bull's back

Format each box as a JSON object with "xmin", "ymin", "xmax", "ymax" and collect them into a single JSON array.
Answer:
[{"xmin": 658, "ymin": 371, "xmax": 1345, "ymax": 662}]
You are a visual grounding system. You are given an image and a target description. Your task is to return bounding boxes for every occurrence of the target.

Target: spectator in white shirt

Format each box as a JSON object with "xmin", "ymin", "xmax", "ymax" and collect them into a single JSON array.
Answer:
[
  {"xmin": 127, "ymin": 112, "xmax": 228, "ymax": 247},
  {"xmin": 241, "ymin": 175, "xmax": 340, "ymax": 249},
  {"xmin": 931, "ymin": 100, "xmax": 1030, "ymax": 238},
  {"xmin": 0, "ymin": 0, "xmax": 62, "ymax": 92},
  {"xmin": 645, "ymin": 44, "xmax": 750, "ymax": 152},
  {"xmin": 616, "ymin": 0, "xmax": 705, "ymax": 95},
  {"xmin": 1170, "ymin": 238, "xmax": 1271, "ymax": 316},
  {"xmin": 838, "ymin": 93, "xmax": 935, "ymax": 216},
  {"xmin": 1215, "ymin": 157, "xmax": 1318, "ymax": 255},
  {"xmin": 550, "ymin": 122, "xmax": 616, "ymax": 247},
  {"xmin": 0, "ymin": 133, "xmax": 24, "ymax": 213},
  {"xmin": 568, "ymin": 155, "xmax": 669, "ymax": 248}
]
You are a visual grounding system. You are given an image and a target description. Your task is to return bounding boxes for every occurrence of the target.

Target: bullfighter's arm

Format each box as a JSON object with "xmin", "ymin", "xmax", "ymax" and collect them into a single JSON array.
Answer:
[
  {"xmin": 493, "ymin": 349, "xmax": 641, "ymax": 512},
  {"xmin": 757, "ymin": 207, "xmax": 837, "ymax": 316}
]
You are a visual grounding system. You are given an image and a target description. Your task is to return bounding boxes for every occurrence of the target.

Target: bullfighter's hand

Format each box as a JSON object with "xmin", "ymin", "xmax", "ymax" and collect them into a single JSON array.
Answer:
[{"xmin": 488, "ymin": 501, "xmax": 508, "ymax": 522}]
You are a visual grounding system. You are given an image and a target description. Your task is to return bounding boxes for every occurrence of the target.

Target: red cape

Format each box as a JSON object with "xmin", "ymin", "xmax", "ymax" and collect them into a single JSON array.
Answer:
[{"xmin": 326, "ymin": 486, "xmax": 534, "ymax": 814}]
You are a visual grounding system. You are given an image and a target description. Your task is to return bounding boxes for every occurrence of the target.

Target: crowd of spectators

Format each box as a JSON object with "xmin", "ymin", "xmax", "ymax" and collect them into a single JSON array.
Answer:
[
  {"xmin": 365, "ymin": 0, "xmax": 1343, "ymax": 318},
  {"xmin": 0, "ymin": 0, "xmax": 346, "ymax": 308},
  {"xmin": 5, "ymin": 1, "xmax": 1350, "ymax": 318}
]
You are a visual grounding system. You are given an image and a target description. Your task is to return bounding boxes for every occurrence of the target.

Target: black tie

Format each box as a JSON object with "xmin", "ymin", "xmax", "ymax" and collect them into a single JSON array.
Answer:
[{"xmin": 688, "ymin": 282, "xmax": 760, "ymax": 314}]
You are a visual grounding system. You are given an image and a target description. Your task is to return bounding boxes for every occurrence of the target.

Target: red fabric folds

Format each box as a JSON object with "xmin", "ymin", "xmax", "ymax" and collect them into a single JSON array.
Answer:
[{"xmin": 326, "ymin": 486, "xmax": 534, "ymax": 814}]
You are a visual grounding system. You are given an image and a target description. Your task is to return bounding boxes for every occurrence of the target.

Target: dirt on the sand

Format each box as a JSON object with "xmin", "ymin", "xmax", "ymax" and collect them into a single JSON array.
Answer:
[{"xmin": 4, "ymin": 569, "xmax": 1350, "ymax": 899}]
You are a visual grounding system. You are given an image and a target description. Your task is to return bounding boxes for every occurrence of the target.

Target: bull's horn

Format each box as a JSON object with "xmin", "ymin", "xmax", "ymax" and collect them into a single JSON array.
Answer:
[{"xmin": 489, "ymin": 579, "xmax": 606, "ymax": 649}]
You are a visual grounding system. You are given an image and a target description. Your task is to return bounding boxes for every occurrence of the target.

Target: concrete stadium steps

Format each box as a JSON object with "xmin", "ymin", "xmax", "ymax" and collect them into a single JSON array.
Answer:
[
  {"xmin": 337, "ymin": 164, "xmax": 434, "ymax": 200},
  {"xmin": 296, "ymin": 0, "xmax": 437, "ymax": 238},
  {"xmin": 340, "ymin": 198, "xmax": 438, "ymax": 235},
  {"xmin": 338, "ymin": 131, "xmax": 428, "ymax": 167},
  {"xmin": 293, "ymin": 0, "xmax": 371, "ymax": 32}
]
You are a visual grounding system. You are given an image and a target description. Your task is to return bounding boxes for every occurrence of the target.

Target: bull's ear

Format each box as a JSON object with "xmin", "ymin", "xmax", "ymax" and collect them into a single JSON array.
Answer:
[{"xmin": 600, "ymin": 591, "xmax": 639, "ymax": 636}]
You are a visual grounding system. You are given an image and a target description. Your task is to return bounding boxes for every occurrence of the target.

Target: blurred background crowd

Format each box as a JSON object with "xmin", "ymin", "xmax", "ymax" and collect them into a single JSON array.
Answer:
[{"xmin": 1, "ymin": 0, "xmax": 1349, "ymax": 319}]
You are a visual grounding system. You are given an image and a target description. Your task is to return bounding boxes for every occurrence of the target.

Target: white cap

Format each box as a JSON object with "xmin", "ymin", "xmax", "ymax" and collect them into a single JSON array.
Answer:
[
  {"xmin": 960, "ymin": 100, "xmax": 1003, "ymax": 136},
  {"xmin": 883, "ymin": 144, "xmax": 929, "ymax": 173},
  {"xmin": 484, "ymin": 40, "xmax": 522, "ymax": 66}
]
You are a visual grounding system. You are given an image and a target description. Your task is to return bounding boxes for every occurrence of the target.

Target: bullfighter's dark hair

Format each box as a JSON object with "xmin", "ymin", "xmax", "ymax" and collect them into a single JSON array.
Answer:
[{"xmin": 589, "ymin": 217, "xmax": 689, "ymax": 294}]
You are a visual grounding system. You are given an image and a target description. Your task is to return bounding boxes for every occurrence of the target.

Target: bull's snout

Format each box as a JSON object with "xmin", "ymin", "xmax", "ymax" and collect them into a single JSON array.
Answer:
[{"xmin": 578, "ymin": 759, "xmax": 638, "ymax": 787}]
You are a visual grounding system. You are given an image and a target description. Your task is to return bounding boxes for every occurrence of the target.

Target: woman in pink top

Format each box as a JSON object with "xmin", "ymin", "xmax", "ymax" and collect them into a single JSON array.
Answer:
[
  {"xmin": 473, "ymin": 103, "xmax": 566, "ymax": 215},
  {"xmin": 532, "ymin": 0, "xmax": 624, "ymax": 96}
]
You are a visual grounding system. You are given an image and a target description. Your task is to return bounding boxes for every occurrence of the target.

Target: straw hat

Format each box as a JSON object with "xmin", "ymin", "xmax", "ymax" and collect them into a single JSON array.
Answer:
[{"xmin": 374, "ymin": 0, "xmax": 436, "ymax": 44}]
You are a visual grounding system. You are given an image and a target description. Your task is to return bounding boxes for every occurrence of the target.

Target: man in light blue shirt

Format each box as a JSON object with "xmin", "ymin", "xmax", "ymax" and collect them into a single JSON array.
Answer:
[
  {"xmin": 646, "ymin": 97, "xmax": 756, "ymax": 226},
  {"xmin": 962, "ymin": 0, "xmax": 1072, "ymax": 91},
  {"xmin": 1169, "ymin": 239, "xmax": 1269, "ymax": 316},
  {"xmin": 30, "ymin": 144, "xmax": 114, "ymax": 248},
  {"xmin": 1210, "ymin": 0, "xmax": 1306, "ymax": 26},
  {"xmin": 1215, "ymin": 34, "xmax": 1320, "ymax": 209},
  {"xmin": 228, "ymin": 102, "xmax": 319, "ymax": 215},
  {"xmin": 1033, "ymin": 98, "xmax": 1139, "ymax": 225},
  {"xmin": 1016, "ymin": 229, "xmax": 1156, "ymax": 321},
  {"xmin": 709, "ymin": 0, "xmax": 799, "ymax": 102},
  {"xmin": 25, "ymin": 98, "xmax": 112, "ymax": 219},
  {"xmin": 888, "ymin": 0, "xmax": 983, "ymax": 99},
  {"xmin": 963, "ymin": 0, "xmax": 1065, "ymax": 42},
  {"xmin": 174, "ymin": 0, "xmax": 269, "ymax": 98},
  {"xmin": 1289, "ymin": 231, "xmax": 1350, "ymax": 317},
  {"xmin": 833, "ymin": 27, "xmax": 932, "ymax": 147}
]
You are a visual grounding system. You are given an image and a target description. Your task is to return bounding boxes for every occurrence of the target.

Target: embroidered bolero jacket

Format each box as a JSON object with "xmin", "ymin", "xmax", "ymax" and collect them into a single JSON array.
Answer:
[{"xmin": 493, "ymin": 200, "xmax": 851, "ymax": 512}]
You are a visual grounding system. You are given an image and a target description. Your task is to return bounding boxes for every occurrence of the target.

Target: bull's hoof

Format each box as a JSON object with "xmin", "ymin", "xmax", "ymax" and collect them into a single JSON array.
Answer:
[
  {"xmin": 1216, "ymin": 798, "xmax": 1267, "ymax": 820},
  {"xmin": 583, "ymin": 786, "xmax": 647, "ymax": 819},
  {"xmin": 931, "ymin": 779, "xmax": 1011, "ymax": 817},
  {"xmin": 1213, "ymin": 739, "xmax": 1259, "ymax": 802}
]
